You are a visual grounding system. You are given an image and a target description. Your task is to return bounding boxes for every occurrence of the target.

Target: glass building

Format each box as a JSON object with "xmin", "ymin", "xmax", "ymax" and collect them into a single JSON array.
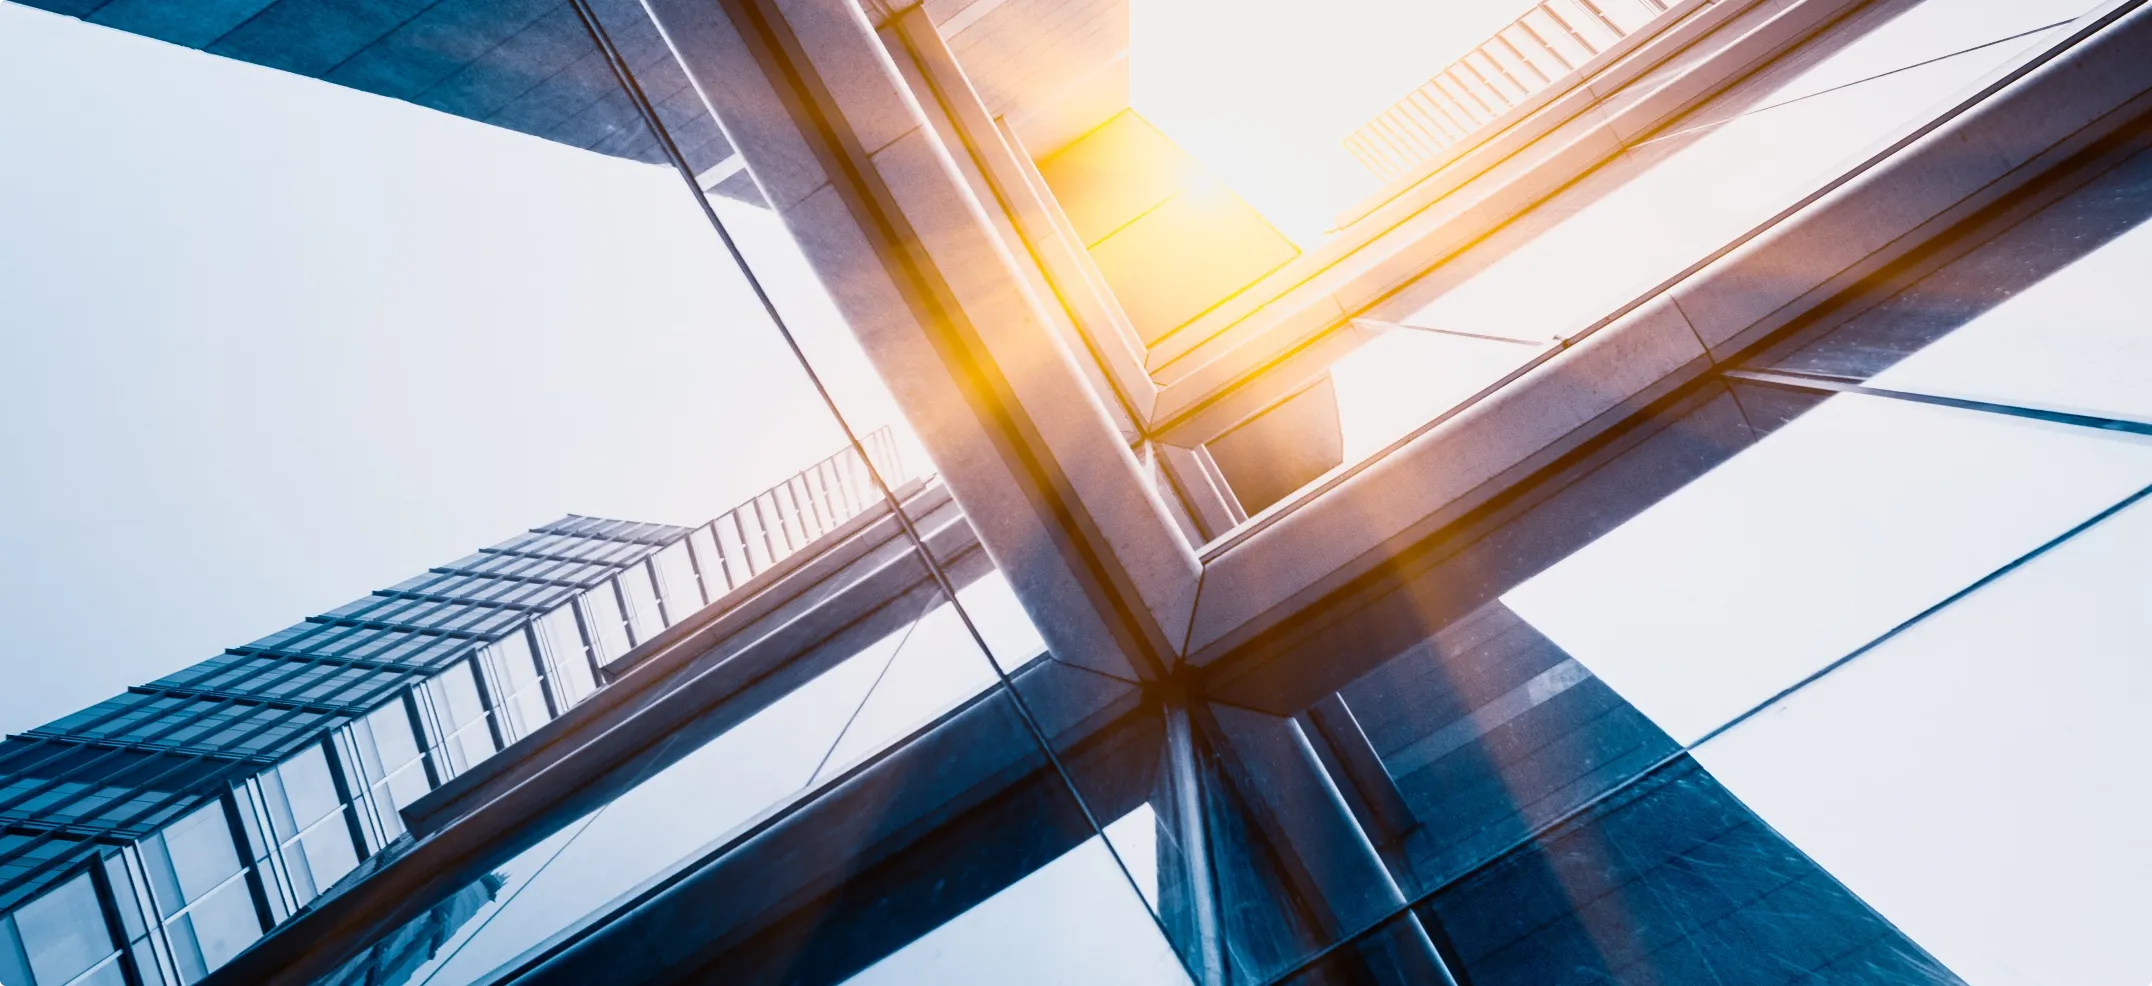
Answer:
[
  {"xmin": 4, "ymin": 0, "xmax": 2152, "ymax": 983},
  {"xmin": 0, "ymin": 436, "xmax": 907, "ymax": 986}
]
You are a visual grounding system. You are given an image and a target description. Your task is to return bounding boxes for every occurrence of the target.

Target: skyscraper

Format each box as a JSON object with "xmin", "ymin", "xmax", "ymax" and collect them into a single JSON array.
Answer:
[
  {"xmin": 6, "ymin": 0, "xmax": 2152, "ymax": 983},
  {"xmin": 0, "ymin": 435, "xmax": 908, "ymax": 986}
]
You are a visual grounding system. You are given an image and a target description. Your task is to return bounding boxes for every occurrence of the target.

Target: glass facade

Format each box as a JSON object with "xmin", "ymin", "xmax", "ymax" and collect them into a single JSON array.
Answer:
[
  {"xmin": 1172, "ymin": 0, "xmax": 2117, "ymax": 521},
  {"xmin": 1218, "ymin": 125, "xmax": 2152, "ymax": 983},
  {"xmin": 0, "ymin": 437, "xmax": 906, "ymax": 985},
  {"xmin": 6, "ymin": 0, "xmax": 2152, "ymax": 982}
]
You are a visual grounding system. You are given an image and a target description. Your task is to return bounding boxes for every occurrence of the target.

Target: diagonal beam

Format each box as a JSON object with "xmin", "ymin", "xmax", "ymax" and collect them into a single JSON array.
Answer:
[
  {"xmin": 1185, "ymin": 0, "xmax": 2152, "ymax": 674},
  {"xmin": 197, "ymin": 484, "xmax": 994, "ymax": 986},
  {"xmin": 639, "ymin": 0, "xmax": 1202, "ymax": 679}
]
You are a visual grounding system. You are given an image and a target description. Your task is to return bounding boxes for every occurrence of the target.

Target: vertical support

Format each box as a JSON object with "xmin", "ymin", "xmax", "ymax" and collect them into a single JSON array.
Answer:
[
  {"xmin": 1206, "ymin": 702, "xmax": 1456, "ymax": 983},
  {"xmin": 1162, "ymin": 694, "xmax": 1228, "ymax": 986},
  {"xmin": 1303, "ymin": 694, "xmax": 1418, "ymax": 847}
]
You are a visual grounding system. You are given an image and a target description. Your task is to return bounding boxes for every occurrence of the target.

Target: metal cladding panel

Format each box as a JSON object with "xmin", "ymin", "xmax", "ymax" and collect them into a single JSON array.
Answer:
[{"xmin": 18, "ymin": 0, "xmax": 736, "ymax": 176}]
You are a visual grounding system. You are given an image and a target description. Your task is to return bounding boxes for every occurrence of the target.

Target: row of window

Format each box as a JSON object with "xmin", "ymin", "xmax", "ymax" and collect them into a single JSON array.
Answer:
[
  {"xmin": 0, "ymin": 525, "xmax": 734, "ymax": 985},
  {"xmin": 0, "ymin": 445, "xmax": 903, "ymax": 985}
]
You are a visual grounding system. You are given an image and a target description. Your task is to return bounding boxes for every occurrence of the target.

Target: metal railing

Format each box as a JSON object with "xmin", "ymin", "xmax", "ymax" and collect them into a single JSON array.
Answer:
[
  {"xmin": 688, "ymin": 426, "xmax": 908, "ymax": 595},
  {"xmin": 1344, "ymin": 0, "xmax": 1674, "ymax": 183}
]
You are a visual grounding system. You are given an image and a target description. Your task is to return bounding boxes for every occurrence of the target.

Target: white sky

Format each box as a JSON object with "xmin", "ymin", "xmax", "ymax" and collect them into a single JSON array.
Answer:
[
  {"xmin": 1133, "ymin": 0, "xmax": 1544, "ymax": 242},
  {"xmin": 0, "ymin": 3, "xmax": 895, "ymax": 735}
]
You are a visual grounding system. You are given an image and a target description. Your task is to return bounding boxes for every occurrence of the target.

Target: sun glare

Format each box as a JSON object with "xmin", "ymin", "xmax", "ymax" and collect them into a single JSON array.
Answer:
[{"xmin": 1130, "ymin": 0, "xmax": 1542, "ymax": 245}]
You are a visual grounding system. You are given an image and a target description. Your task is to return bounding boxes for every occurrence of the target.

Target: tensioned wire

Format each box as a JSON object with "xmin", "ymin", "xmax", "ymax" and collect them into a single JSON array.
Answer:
[
  {"xmin": 560, "ymin": 0, "xmax": 1193, "ymax": 979},
  {"xmin": 1262, "ymin": 461, "xmax": 2152, "ymax": 982}
]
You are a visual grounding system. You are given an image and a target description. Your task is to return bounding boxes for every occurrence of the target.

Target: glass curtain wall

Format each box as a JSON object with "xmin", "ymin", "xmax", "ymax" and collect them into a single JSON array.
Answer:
[
  {"xmin": 26, "ymin": 0, "xmax": 1190, "ymax": 983},
  {"xmin": 1195, "ymin": 107, "xmax": 2152, "ymax": 985},
  {"xmin": 317, "ymin": 0, "xmax": 1193, "ymax": 981},
  {"xmin": 1186, "ymin": 0, "xmax": 2116, "ymax": 524},
  {"xmin": 0, "ymin": 0, "xmax": 992, "ymax": 980},
  {"xmin": 393, "ymin": 5, "xmax": 2152, "ymax": 985},
  {"xmin": 0, "ymin": 514, "xmax": 797, "ymax": 986}
]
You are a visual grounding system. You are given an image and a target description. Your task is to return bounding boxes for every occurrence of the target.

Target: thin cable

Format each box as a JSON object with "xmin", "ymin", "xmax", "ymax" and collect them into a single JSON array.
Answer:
[
  {"xmin": 565, "ymin": 0, "xmax": 1182, "ymax": 972},
  {"xmin": 415, "ymin": 796, "xmax": 615, "ymax": 986},
  {"xmin": 1724, "ymin": 368, "xmax": 2152, "ymax": 436},
  {"xmin": 803, "ymin": 593, "xmax": 931, "ymax": 789},
  {"xmin": 1260, "ymin": 479, "xmax": 2152, "ymax": 985},
  {"xmin": 1628, "ymin": 22, "xmax": 2070, "ymax": 151}
]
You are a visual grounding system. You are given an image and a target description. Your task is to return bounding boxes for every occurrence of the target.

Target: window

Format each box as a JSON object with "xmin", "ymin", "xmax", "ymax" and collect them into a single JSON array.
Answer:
[
  {"xmin": 649, "ymin": 542, "xmax": 705, "ymax": 622},
  {"xmin": 479, "ymin": 632, "xmax": 550, "ymax": 740},
  {"xmin": 419, "ymin": 661, "xmax": 498, "ymax": 778},
  {"xmin": 6, "ymin": 872, "xmax": 119, "ymax": 986},
  {"xmin": 617, "ymin": 563, "xmax": 664, "ymax": 644},
  {"xmin": 533, "ymin": 608, "xmax": 596, "ymax": 707},
  {"xmin": 354, "ymin": 699, "xmax": 431, "ymax": 842},
  {"xmin": 576, "ymin": 585, "xmax": 632, "ymax": 667},
  {"xmin": 264, "ymin": 745, "xmax": 361, "ymax": 905},
  {"xmin": 842, "ymin": 827, "xmax": 1187, "ymax": 986},
  {"xmin": 141, "ymin": 804, "xmax": 262, "ymax": 983}
]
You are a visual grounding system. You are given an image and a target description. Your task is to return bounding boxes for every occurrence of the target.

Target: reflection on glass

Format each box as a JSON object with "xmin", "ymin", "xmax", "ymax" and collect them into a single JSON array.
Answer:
[
  {"xmin": 10, "ymin": 872, "xmax": 115, "ymax": 986},
  {"xmin": 950, "ymin": 571, "xmax": 1050, "ymax": 674},
  {"xmin": 421, "ymin": 662, "xmax": 497, "ymax": 776},
  {"xmin": 1319, "ymin": 0, "xmax": 2091, "ymax": 481},
  {"xmin": 267, "ymin": 744, "xmax": 359, "ymax": 904},
  {"xmin": 1333, "ymin": 600, "xmax": 1675, "ymax": 895},
  {"xmin": 578, "ymin": 587, "xmax": 633, "ymax": 669},
  {"xmin": 1328, "ymin": 326, "xmax": 1553, "ymax": 467},
  {"xmin": 1420, "ymin": 758, "xmax": 1957, "ymax": 986},
  {"xmin": 356, "ymin": 702, "xmax": 430, "ymax": 841},
  {"xmin": 618, "ymin": 564, "xmax": 665, "ymax": 646},
  {"xmin": 806, "ymin": 601, "xmax": 1002, "ymax": 786},
  {"xmin": 391, "ymin": 590, "xmax": 1006, "ymax": 985},
  {"xmin": 1774, "ymin": 139, "xmax": 2152, "ymax": 424},
  {"xmin": 318, "ymin": 874, "xmax": 508, "ymax": 986},
  {"xmin": 1695, "ymin": 493, "xmax": 2152, "ymax": 986},
  {"xmin": 1386, "ymin": 0, "xmax": 2084, "ymax": 342},
  {"xmin": 1502, "ymin": 395, "xmax": 2152, "ymax": 742},
  {"xmin": 1272, "ymin": 907, "xmax": 1456, "ymax": 986},
  {"xmin": 143, "ymin": 802, "xmax": 262, "ymax": 982},
  {"xmin": 841, "ymin": 829, "xmax": 1190, "ymax": 986}
]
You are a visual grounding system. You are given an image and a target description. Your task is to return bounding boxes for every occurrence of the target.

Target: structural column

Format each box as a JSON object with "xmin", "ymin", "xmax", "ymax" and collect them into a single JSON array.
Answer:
[{"xmin": 1205, "ymin": 702, "xmax": 1456, "ymax": 983}]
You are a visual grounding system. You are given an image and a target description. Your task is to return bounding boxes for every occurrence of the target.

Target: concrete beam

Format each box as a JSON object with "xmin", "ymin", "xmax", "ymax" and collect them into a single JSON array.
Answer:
[
  {"xmin": 1143, "ymin": 0, "xmax": 1864, "ymax": 448},
  {"xmin": 1185, "ymin": 0, "xmax": 2152, "ymax": 666},
  {"xmin": 885, "ymin": 8, "xmax": 1158, "ymax": 432},
  {"xmin": 512, "ymin": 659, "xmax": 1155, "ymax": 984},
  {"xmin": 643, "ymin": 0, "xmax": 1200, "ymax": 678}
]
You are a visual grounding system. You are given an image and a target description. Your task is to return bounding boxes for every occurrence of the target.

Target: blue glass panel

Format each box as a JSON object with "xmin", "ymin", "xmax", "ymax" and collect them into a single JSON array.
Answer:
[
  {"xmin": 1695, "ymin": 493, "xmax": 2152, "ymax": 984},
  {"xmin": 152, "ymin": 804, "xmax": 241, "ymax": 908},
  {"xmin": 166, "ymin": 872, "xmax": 261, "ymax": 983},
  {"xmin": 840, "ymin": 834, "xmax": 1188, "ymax": 986},
  {"xmin": 0, "ymin": 912, "xmax": 34, "ymax": 986},
  {"xmin": 1768, "ymin": 137, "xmax": 2152, "ymax": 425},
  {"xmin": 1424, "ymin": 759, "xmax": 1958, "ymax": 986},
  {"xmin": 11, "ymin": 872, "xmax": 113, "ymax": 986}
]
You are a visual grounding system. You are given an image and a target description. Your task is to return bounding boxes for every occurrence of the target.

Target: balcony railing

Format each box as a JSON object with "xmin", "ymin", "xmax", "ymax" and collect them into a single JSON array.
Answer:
[
  {"xmin": 687, "ymin": 426, "xmax": 908, "ymax": 596},
  {"xmin": 1344, "ymin": 0, "xmax": 1675, "ymax": 183}
]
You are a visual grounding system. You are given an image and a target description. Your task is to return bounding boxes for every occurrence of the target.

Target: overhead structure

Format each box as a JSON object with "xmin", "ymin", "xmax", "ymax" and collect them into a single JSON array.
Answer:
[{"xmin": 8, "ymin": 0, "xmax": 2152, "ymax": 983}]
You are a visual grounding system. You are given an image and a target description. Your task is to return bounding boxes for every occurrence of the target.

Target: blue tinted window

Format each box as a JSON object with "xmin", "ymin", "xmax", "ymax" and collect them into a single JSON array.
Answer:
[
  {"xmin": 150, "ymin": 804, "xmax": 241, "ymax": 909},
  {"xmin": 0, "ymin": 911, "xmax": 31, "ymax": 986},
  {"xmin": 276, "ymin": 745, "xmax": 342, "ymax": 832},
  {"xmin": 11, "ymin": 872, "xmax": 113, "ymax": 986},
  {"xmin": 843, "ymin": 835, "xmax": 1189, "ymax": 986},
  {"xmin": 166, "ymin": 876, "xmax": 261, "ymax": 982}
]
